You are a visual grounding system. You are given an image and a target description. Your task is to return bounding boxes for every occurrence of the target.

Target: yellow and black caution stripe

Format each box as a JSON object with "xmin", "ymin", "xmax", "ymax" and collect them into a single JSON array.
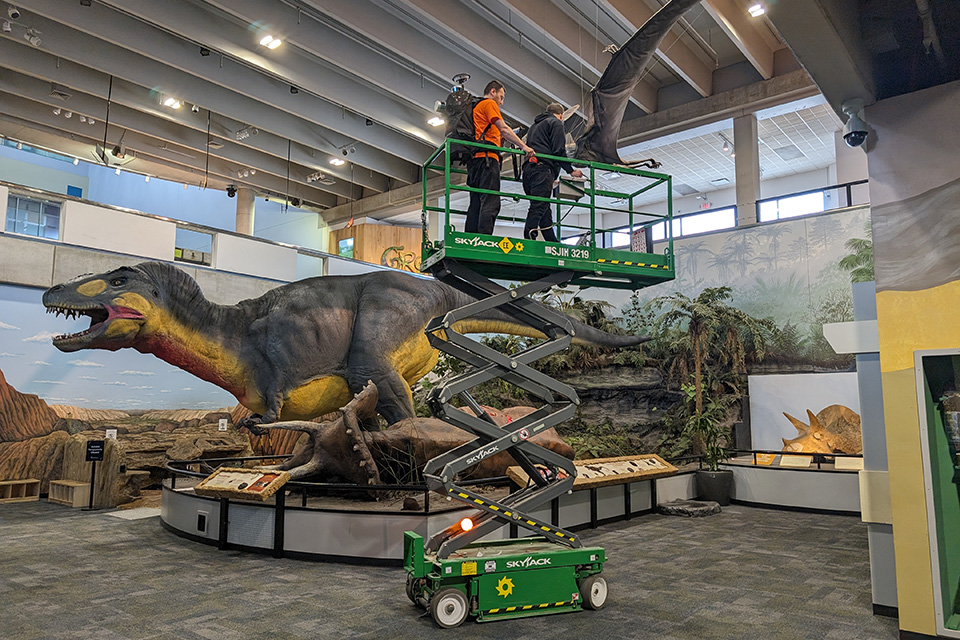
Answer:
[
  {"xmin": 596, "ymin": 258, "xmax": 669, "ymax": 269},
  {"xmin": 450, "ymin": 488, "xmax": 578, "ymax": 545},
  {"xmin": 487, "ymin": 599, "xmax": 577, "ymax": 614}
]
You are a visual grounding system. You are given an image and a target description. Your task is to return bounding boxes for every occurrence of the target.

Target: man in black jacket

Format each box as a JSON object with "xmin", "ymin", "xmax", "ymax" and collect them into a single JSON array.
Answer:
[{"xmin": 522, "ymin": 103, "xmax": 583, "ymax": 242}]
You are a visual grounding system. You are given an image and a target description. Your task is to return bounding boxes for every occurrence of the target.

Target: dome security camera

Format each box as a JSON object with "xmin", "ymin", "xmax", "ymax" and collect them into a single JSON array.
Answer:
[
  {"xmin": 7, "ymin": 6, "xmax": 20, "ymax": 20},
  {"xmin": 841, "ymin": 99, "xmax": 869, "ymax": 148}
]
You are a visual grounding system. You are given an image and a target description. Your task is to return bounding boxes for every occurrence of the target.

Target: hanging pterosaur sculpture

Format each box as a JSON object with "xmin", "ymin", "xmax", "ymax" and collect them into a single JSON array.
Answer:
[{"xmin": 574, "ymin": 0, "xmax": 703, "ymax": 165}]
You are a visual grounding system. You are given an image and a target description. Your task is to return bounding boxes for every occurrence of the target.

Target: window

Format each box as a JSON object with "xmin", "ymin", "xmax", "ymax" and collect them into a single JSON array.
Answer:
[
  {"xmin": 338, "ymin": 237, "xmax": 354, "ymax": 259},
  {"xmin": 5, "ymin": 194, "xmax": 61, "ymax": 239},
  {"xmin": 647, "ymin": 207, "xmax": 735, "ymax": 243},
  {"xmin": 759, "ymin": 191, "xmax": 825, "ymax": 222}
]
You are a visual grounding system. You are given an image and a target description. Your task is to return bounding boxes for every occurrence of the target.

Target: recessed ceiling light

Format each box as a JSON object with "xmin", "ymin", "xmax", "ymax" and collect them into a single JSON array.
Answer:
[{"xmin": 329, "ymin": 157, "xmax": 346, "ymax": 166}]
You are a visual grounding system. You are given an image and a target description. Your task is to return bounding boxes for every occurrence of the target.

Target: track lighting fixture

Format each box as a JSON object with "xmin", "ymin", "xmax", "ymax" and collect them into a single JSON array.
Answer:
[
  {"xmin": 16, "ymin": 141, "xmax": 23, "ymax": 150},
  {"xmin": 52, "ymin": 107, "xmax": 61, "ymax": 116},
  {"xmin": 199, "ymin": 46, "xmax": 211, "ymax": 56},
  {"xmin": 144, "ymin": 175, "xmax": 150, "ymax": 183},
  {"xmin": 1, "ymin": 20, "xmax": 10, "ymax": 33},
  {"xmin": 718, "ymin": 134, "xmax": 735, "ymax": 158},
  {"xmin": 24, "ymin": 28, "xmax": 41, "ymax": 47},
  {"xmin": 63, "ymin": 111, "xmax": 72, "ymax": 119},
  {"xmin": 259, "ymin": 34, "xmax": 282, "ymax": 49},
  {"xmin": 290, "ymin": 197, "xmax": 301, "ymax": 207},
  {"xmin": 290, "ymin": 85, "xmax": 299, "ymax": 94},
  {"xmin": 72, "ymin": 157, "xmax": 79, "ymax": 165},
  {"xmin": 78, "ymin": 115, "xmax": 86, "ymax": 123},
  {"xmin": 235, "ymin": 126, "xmax": 258, "ymax": 141},
  {"xmin": 115, "ymin": 167, "xmax": 121, "ymax": 175}
]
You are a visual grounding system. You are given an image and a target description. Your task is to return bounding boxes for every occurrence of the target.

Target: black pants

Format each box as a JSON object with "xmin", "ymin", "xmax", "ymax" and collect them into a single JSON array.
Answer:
[
  {"xmin": 465, "ymin": 156, "xmax": 501, "ymax": 235},
  {"xmin": 522, "ymin": 162, "xmax": 558, "ymax": 242}
]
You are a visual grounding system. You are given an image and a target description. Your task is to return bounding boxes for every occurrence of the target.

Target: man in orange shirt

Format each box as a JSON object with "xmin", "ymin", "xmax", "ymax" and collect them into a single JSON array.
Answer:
[{"xmin": 465, "ymin": 80, "xmax": 535, "ymax": 235}]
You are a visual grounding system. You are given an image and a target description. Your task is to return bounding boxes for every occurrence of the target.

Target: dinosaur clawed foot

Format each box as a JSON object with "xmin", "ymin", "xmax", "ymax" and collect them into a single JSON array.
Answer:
[{"xmin": 238, "ymin": 415, "xmax": 268, "ymax": 436}]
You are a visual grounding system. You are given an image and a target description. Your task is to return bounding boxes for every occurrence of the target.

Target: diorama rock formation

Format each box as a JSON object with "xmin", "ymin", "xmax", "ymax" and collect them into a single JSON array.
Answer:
[
  {"xmin": 781, "ymin": 405, "xmax": 862, "ymax": 454},
  {"xmin": 0, "ymin": 368, "xmax": 60, "ymax": 442}
]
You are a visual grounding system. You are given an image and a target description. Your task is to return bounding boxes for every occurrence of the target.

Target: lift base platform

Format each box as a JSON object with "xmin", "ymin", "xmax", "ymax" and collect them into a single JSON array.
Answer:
[{"xmin": 404, "ymin": 532, "xmax": 607, "ymax": 627}]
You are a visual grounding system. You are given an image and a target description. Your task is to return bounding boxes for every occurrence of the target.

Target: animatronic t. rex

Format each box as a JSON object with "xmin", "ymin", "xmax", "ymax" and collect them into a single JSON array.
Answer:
[{"xmin": 42, "ymin": 262, "xmax": 648, "ymax": 427}]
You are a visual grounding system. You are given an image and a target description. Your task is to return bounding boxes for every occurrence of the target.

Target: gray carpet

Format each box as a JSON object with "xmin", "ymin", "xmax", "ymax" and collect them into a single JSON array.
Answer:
[{"xmin": 0, "ymin": 501, "xmax": 899, "ymax": 639}]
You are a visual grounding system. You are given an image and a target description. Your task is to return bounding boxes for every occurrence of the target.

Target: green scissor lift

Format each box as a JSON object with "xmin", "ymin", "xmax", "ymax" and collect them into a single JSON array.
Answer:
[{"xmin": 404, "ymin": 139, "xmax": 676, "ymax": 628}]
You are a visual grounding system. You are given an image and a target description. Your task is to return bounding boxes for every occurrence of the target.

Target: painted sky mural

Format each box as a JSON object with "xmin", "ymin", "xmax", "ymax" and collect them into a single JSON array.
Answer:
[{"xmin": 0, "ymin": 283, "xmax": 235, "ymax": 410}]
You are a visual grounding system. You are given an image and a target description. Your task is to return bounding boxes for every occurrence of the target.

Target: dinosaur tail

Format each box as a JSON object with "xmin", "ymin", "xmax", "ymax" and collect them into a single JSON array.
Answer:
[{"xmin": 449, "ymin": 317, "xmax": 651, "ymax": 348}]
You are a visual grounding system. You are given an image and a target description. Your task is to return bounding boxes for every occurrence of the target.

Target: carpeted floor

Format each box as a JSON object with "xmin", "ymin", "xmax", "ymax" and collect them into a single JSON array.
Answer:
[{"xmin": 0, "ymin": 500, "xmax": 899, "ymax": 639}]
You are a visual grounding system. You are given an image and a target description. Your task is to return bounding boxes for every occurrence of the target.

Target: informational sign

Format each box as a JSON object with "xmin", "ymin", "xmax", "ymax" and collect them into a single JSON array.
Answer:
[
  {"xmin": 193, "ymin": 467, "xmax": 290, "ymax": 501},
  {"xmin": 779, "ymin": 455, "xmax": 812, "ymax": 468},
  {"xmin": 218, "ymin": 418, "xmax": 228, "ymax": 432},
  {"xmin": 105, "ymin": 429, "xmax": 118, "ymax": 440},
  {"xmin": 834, "ymin": 457, "xmax": 864, "ymax": 470},
  {"xmin": 85, "ymin": 440, "xmax": 105, "ymax": 462},
  {"xmin": 506, "ymin": 454, "xmax": 678, "ymax": 490},
  {"xmin": 754, "ymin": 453, "xmax": 777, "ymax": 466}
]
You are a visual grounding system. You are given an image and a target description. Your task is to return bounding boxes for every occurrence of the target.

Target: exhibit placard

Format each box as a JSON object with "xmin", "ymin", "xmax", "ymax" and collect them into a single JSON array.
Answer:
[
  {"xmin": 85, "ymin": 440, "xmax": 105, "ymax": 462},
  {"xmin": 779, "ymin": 455, "xmax": 812, "ymax": 468},
  {"xmin": 193, "ymin": 467, "xmax": 290, "ymax": 501},
  {"xmin": 506, "ymin": 454, "xmax": 678, "ymax": 490},
  {"xmin": 754, "ymin": 453, "xmax": 777, "ymax": 466}
]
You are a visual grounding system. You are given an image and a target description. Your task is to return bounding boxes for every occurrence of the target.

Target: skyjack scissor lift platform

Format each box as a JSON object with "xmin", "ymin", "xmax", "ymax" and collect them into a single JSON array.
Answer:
[{"xmin": 404, "ymin": 139, "xmax": 675, "ymax": 628}]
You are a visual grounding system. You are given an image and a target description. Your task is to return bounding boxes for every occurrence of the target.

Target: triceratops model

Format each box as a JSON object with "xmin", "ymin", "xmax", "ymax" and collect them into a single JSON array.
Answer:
[{"xmin": 42, "ymin": 262, "xmax": 647, "ymax": 429}]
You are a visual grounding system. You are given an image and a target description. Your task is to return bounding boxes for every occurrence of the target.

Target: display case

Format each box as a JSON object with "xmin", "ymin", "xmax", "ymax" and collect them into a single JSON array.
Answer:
[{"xmin": 916, "ymin": 349, "xmax": 960, "ymax": 637}]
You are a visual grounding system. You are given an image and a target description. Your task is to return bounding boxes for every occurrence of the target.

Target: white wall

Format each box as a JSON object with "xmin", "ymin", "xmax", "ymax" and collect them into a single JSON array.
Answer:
[
  {"xmin": 60, "ymin": 201, "xmax": 176, "ymax": 261},
  {"xmin": 748, "ymin": 372, "xmax": 861, "ymax": 451},
  {"xmin": 212, "ymin": 233, "xmax": 298, "ymax": 281}
]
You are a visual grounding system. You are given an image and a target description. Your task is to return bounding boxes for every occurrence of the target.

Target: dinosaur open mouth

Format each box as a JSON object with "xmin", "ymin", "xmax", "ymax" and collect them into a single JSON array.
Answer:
[{"xmin": 46, "ymin": 303, "xmax": 145, "ymax": 346}]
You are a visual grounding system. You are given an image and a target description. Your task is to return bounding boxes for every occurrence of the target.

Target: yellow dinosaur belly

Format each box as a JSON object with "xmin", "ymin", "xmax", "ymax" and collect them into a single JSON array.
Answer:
[{"xmin": 279, "ymin": 375, "xmax": 353, "ymax": 421}]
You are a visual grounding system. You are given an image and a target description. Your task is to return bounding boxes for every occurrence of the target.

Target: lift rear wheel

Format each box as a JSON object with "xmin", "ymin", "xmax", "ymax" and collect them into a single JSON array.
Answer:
[
  {"xmin": 405, "ymin": 574, "xmax": 419, "ymax": 604},
  {"xmin": 430, "ymin": 588, "xmax": 469, "ymax": 628},
  {"xmin": 580, "ymin": 575, "xmax": 608, "ymax": 610}
]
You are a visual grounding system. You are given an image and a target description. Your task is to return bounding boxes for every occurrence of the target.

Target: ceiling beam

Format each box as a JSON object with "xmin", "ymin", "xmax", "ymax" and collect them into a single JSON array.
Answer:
[
  {"xmin": 617, "ymin": 69, "xmax": 817, "ymax": 150},
  {"xmin": 598, "ymin": 0, "xmax": 713, "ymax": 97},
  {"xmin": 765, "ymin": 0, "xmax": 876, "ymax": 115},
  {"xmin": 11, "ymin": 1, "xmax": 426, "ymax": 182},
  {"xmin": 485, "ymin": 0, "xmax": 659, "ymax": 113},
  {"xmin": 384, "ymin": 0, "xmax": 591, "ymax": 119},
  {"xmin": 0, "ymin": 43, "xmax": 392, "ymax": 193},
  {"xmin": 0, "ymin": 92, "xmax": 339, "ymax": 207},
  {"xmin": 93, "ymin": 0, "xmax": 439, "ymax": 144},
  {"xmin": 702, "ymin": 0, "xmax": 776, "ymax": 79}
]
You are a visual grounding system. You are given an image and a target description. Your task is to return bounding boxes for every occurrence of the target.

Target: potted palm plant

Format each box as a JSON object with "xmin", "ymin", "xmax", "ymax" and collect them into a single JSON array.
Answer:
[{"xmin": 649, "ymin": 287, "xmax": 773, "ymax": 505}]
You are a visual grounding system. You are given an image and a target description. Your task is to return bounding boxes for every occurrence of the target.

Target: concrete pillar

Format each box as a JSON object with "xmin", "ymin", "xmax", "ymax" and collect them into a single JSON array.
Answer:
[
  {"xmin": 733, "ymin": 113, "xmax": 760, "ymax": 226},
  {"xmin": 235, "ymin": 187, "xmax": 255, "ymax": 236}
]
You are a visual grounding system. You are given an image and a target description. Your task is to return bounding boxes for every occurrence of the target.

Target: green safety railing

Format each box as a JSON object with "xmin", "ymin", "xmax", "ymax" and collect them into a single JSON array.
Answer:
[{"xmin": 420, "ymin": 138, "xmax": 675, "ymax": 261}]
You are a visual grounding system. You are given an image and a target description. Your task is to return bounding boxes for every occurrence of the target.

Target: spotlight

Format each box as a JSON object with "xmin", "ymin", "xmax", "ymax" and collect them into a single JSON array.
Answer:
[
  {"xmin": 199, "ymin": 46, "xmax": 211, "ymax": 56},
  {"xmin": 290, "ymin": 85, "xmax": 299, "ymax": 94},
  {"xmin": 162, "ymin": 96, "xmax": 181, "ymax": 109},
  {"xmin": 722, "ymin": 141, "xmax": 729, "ymax": 153},
  {"xmin": 235, "ymin": 126, "xmax": 258, "ymax": 140},
  {"xmin": 748, "ymin": 3, "xmax": 765, "ymax": 17},
  {"xmin": 63, "ymin": 111, "xmax": 72, "ymax": 119},
  {"xmin": 259, "ymin": 34, "xmax": 282, "ymax": 49},
  {"xmin": 1, "ymin": 20, "xmax": 10, "ymax": 33},
  {"xmin": 460, "ymin": 517, "xmax": 474, "ymax": 532},
  {"xmin": 226, "ymin": 185, "xmax": 237, "ymax": 198},
  {"xmin": 329, "ymin": 157, "xmax": 345, "ymax": 166},
  {"xmin": 427, "ymin": 116, "xmax": 444, "ymax": 127},
  {"xmin": 365, "ymin": 118, "xmax": 373, "ymax": 126},
  {"xmin": 52, "ymin": 107, "xmax": 61, "ymax": 115},
  {"xmin": 7, "ymin": 6, "xmax": 20, "ymax": 20},
  {"xmin": 144, "ymin": 175, "xmax": 150, "ymax": 182},
  {"xmin": 16, "ymin": 141, "xmax": 22, "ymax": 149},
  {"xmin": 341, "ymin": 148, "xmax": 348, "ymax": 156},
  {"xmin": 79, "ymin": 115, "xmax": 86, "ymax": 123},
  {"xmin": 87, "ymin": 118, "xmax": 95, "ymax": 125},
  {"xmin": 290, "ymin": 197, "xmax": 301, "ymax": 207},
  {"xmin": 115, "ymin": 167, "xmax": 121, "ymax": 175},
  {"xmin": 249, "ymin": 169, "xmax": 255, "ymax": 175},
  {"xmin": 72, "ymin": 157, "xmax": 78, "ymax": 165},
  {"xmin": 24, "ymin": 28, "xmax": 41, "ymax": 47},
  {"xmin": 191, "ymin": 104, "xmax": 199, "ymax": 113}
]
